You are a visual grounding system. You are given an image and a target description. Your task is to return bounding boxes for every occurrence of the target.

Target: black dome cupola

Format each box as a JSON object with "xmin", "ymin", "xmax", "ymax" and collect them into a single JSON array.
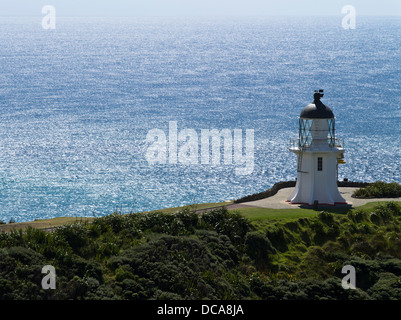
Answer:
[{"xmin": 300, "ymin": 89, "xmax": 334, "ymax": 119}]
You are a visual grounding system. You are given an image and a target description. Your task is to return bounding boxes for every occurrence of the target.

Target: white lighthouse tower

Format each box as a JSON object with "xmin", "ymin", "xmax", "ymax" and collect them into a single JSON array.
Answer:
[{"xmin": 287, "ymin": 90, "xmax": 347, "ymax": 206}]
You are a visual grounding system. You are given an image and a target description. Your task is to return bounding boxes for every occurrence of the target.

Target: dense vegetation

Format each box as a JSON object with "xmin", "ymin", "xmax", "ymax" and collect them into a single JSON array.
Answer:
[
  {"xmin": 1, "ymin": 202, "xmax": 401, "ymax": 300},
  {"xmin": 353, "ymin": 181, "xmax": 401, "ymax": 198}
]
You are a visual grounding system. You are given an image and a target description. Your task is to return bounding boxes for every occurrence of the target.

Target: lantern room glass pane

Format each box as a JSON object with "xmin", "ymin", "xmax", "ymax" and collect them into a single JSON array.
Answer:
[
  {"xmin": 299, "ymin": 119, "xmax": 313, "ymax": 147},
  {"xmin": 328, "ymin": 119, "xmax": 336, "ymax": 146},
  {"xmin": 299, "ymin": 118, "xmax": 336, "ymax": 148}
]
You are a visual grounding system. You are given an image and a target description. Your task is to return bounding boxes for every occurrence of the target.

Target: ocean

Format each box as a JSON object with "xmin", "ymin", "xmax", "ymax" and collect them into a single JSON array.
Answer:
[{"xmin": 0, "ymin": 16, "xmax": 400, "ymax": 222}]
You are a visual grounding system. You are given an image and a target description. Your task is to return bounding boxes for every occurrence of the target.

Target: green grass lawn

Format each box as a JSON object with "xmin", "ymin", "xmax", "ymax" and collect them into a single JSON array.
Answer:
[
  {"xmin": 143, "ymin": 200, "xmax": 234, "ymax": 214},
  {"xmin": 230, "ymin": 201, "xmax": 396, "ymax": 222},
  {"xmin": 229, "ymin": 201, "xmax": 400, "ymax": 231},
  {"xmin": 0, "ymin": 217, "xmax": 94, "ymax": 233},
  {"xmin": 231, "ymin": 207, "xmax": 319, "ymax": 221}
]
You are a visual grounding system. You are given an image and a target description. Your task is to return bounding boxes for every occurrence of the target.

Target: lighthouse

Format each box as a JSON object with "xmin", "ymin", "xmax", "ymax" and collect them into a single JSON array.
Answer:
[{"xmin": 287, "ymin": 90, "xmax": 347, "ymax": 206}]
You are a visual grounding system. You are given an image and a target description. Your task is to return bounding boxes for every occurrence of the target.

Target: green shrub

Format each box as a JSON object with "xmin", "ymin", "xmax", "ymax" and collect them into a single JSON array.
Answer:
[
  {"xmin": 379, "ymin": 258, "xmax": 401, "ymax": 276},
  {"xmin": 318, "ymin": 211, "xmax": 335, "ymax": 225},
  {"xmin": 115, "ymin": 265, "xmax": 136, "ymax": 282},
  {"xmin": 175, "ymin": 209, "xmax": 199, "ymax": 233},
  {"xmin": 245, "ymin": 232, "xmax": 275, "ymax": 264},
  {"xmin": 350, "ymin": 239, "xmax": 376, "ymax": 257},
  {"xmin": 386, "ymin": 201, "xmax": 401, "ymax": 216},
  {"xmin": 310, "ymin": 219, "xmax": 339, "ymax": 246},
  {"xmin": 368, "ymin": 272, "xmax": 401, "ymax": 300},
  {"xmin": 369, "ymin": 203, "xmax": 396, "ymax": 225},
  {"xmin": 92, "ymin": 213, "xmax": 142, "ymax": 238},
  {"xmin": 353, "ymin": 181, "xmax": 401, "ymax": 198},
  {"xmin": 55, "ymin": 223, "xmax": 89, "ymax": 251},
  {"xmin": 265, "ymin": 227, "xmax": 288, "ymax": 252},
  {"xmin": 347, "ymin": 209, "xmax": 369, "ymax": 223},
  {"xmin": 201, "ymin": 207, "xmax": 250, "ymax": 245},
  {"xmin": 107, "ymin": 233, "xmax": 241, "ymax": 299},
  {"xmin": 297, "ymin": 246, "xmax": 331, "ymax": 279},
  {"xmin": 7, "ymin": 246, "xmax": 45, "ymax": 265},
  {"xmin": 99, "ymin": 212, "xmax": 125, "ymax": 233}
]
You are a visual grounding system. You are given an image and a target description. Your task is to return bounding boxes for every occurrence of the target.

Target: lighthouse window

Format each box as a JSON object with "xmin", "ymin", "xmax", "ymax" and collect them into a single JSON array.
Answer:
[{"xmin": 317, "ymin": 157, "xmax": 323, "ymax": 171}]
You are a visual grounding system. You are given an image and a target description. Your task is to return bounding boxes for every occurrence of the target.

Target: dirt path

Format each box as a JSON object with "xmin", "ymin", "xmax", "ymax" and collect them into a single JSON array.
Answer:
[{"xmin": 236, "ymin": 187, "xmax": 401, "ymax": 209}]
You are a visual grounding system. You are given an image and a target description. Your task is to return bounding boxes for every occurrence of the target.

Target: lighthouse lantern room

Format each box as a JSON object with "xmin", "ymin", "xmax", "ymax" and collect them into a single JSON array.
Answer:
[{"xmin": 287, "ymin": 90, "xmax": 347, "ymax": 206}]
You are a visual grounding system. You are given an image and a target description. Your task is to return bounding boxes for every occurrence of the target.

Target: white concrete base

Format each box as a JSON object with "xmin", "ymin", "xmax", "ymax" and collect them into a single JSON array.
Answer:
[{"xmin": 288, "ymin": 149, "xmax": 346, "ymax": 206}]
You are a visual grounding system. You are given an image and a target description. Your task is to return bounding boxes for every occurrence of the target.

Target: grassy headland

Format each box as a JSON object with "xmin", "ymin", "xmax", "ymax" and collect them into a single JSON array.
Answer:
[
  {"xmin": 0, "ymin": 201, "xmax": 401, "ymax": 299},
  {"xmin": 0, "ymin": 181, "xmax": 401, "ymax": 300}
]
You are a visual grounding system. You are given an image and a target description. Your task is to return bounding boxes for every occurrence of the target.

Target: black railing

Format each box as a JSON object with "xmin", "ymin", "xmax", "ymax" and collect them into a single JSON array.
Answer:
[{"xmin": 289, "ymin": 138, "xmax": 344, "ymax": 149}]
